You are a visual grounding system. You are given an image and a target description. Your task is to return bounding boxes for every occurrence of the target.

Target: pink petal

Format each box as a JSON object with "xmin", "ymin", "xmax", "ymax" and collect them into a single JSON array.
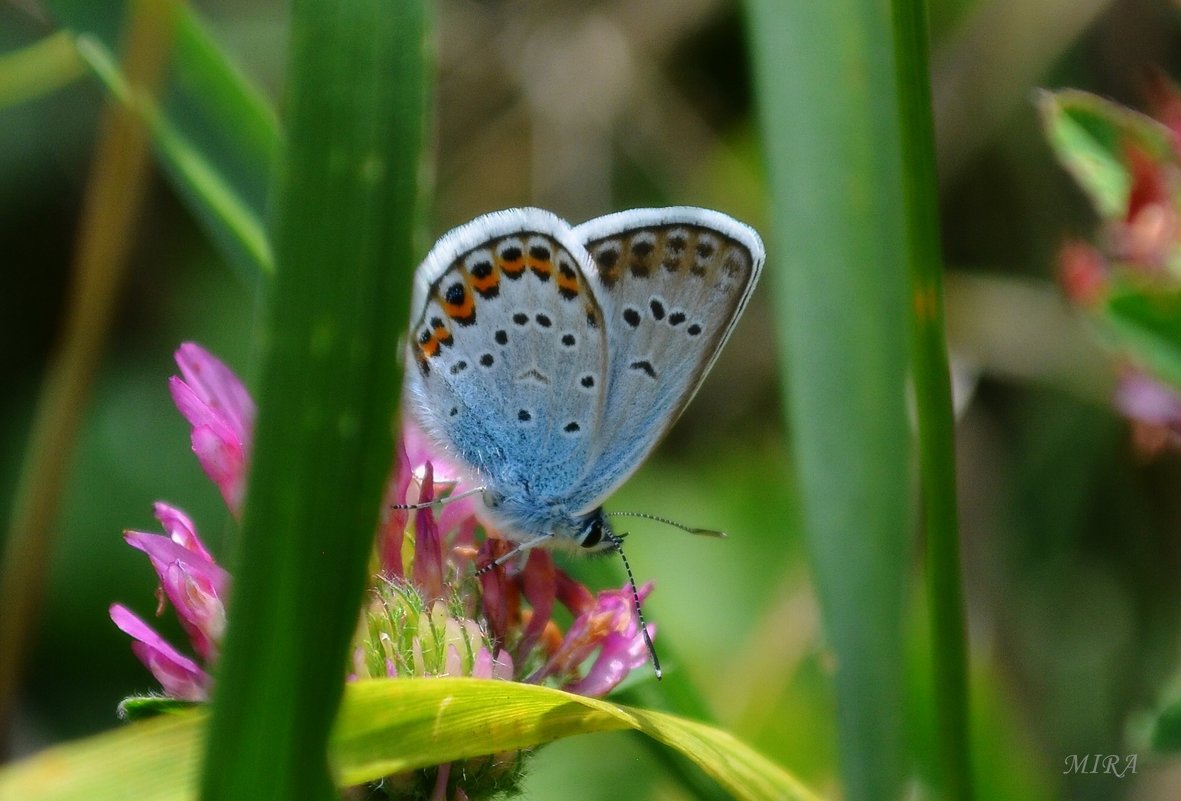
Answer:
[
  {"xmin": 555, "ymin": 569, "xmax": 595, "ymax": 617},
  {"xmin": 174, "ymin": 342, "xmax": 255, "ymax": 445},
  {"xmin": 445, "ymin": 644, "xmax": 464, "ymax": 677},
  {"xmin": 564, "ymin": 625, "xmax": 655, "ymax": 697},
  {"xmin": 124, "ymin": 531, "xmax": 228, "ymax": 661},
  {"xmin": 379, "ymin": 439, "xmax": 414, "ymax": 578},
  {"xmin": 471, "ymin": 647, "xmax": 514, "ymax": 681},
  {"xmin": 110, "ymin": 604, "xmax": 209, "ymax": 701},
  {"xmin": 491, "ymin": 650, "xmax": 514, "ymax": 681},
  {"xmin": 401, "ymin": 418, "xmax": 465, "ymax": 485},
  {"xmin": 1115, "ymin": 371, "xmax": 1181, "ymax": 426},
  {"xmin": 124, "ymin": 531, "xmax": 229, "ymax": 595},
  {"xmin": 152, "ymin": 502, "xmax": 214, "ymax": 562},
  {"xmin": 169, "ymin": 345, "xmax": 254, "ymax": 517},
  {"xmin": 399, "ymin": 418, "xmax": 481, "ymax": 533},
  {"xmin": 516, "ymin": 550, "xmax": 556, "ymax": 660},
  {"xmin": 472, "ymin": 648, "xmax": 495, "ymax": 679},
  {"xmin": 412, "ymin": 462, "xmax": 444, "ymax": 602},
  {"xmin": 188, "ymin": 417, "xmax": 249, "ymax": 516},
  {"xmin": 477, "ymin": 541, "xmax": 511, "ymax": 645},
  {"xmin": 532, "ymin": 582, "xmax": 653, "ymax": 685}
]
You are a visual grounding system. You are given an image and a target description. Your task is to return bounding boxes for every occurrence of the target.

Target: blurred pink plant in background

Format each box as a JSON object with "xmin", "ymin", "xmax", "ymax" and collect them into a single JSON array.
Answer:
[{"xmin": 1055, "ymin": 76, "xmax": 1181, "ymax": 459}]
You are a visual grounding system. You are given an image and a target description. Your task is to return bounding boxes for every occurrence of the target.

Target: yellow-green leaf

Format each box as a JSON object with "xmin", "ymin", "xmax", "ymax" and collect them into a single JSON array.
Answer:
[{"xmin": 0, "ymin": 679, "xmax": 819, "ymax": 801}]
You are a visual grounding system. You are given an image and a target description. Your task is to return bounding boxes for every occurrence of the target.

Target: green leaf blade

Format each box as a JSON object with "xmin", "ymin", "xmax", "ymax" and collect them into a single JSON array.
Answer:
[
  {"xmin": 0, "ymin": 680, "xmax": 820, "ymax": 801},
  {"xmin": 746, "ymin": 1, "xmax": 912, "ymax": 799},
  {"xmin": 195, "ymin": 2, "xmax": 428, "ymax": 800},
  {"xmin": 46, "ymin": 0, "xmax": 279, "ymax": 279},
  {"xmin": 0, "ymin": 31, "xmax": 87, "ymax": 108}
]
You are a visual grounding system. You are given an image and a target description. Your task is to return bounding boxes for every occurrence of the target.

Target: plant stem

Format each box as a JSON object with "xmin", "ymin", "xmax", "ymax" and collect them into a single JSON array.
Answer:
[{"xmin": 893, "ymin": 1, "xmax": 975, "ymax": 799}]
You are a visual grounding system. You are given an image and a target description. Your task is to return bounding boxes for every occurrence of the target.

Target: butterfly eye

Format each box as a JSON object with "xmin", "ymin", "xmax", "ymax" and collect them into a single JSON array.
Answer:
[{"xmin": 579, "ymin": 518, "xmax": 603, "ymax": 549}]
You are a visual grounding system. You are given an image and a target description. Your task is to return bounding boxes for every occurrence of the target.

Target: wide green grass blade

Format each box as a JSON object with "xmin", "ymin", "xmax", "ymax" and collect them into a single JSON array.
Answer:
[
  {"xmin": 893, "ymin": 2, "xmax": 974, "ymax": 799},
  {"xmin": 196, "ymin": 2, "xmax": 426, "ymax": 800},
  {"xmin": 0, "ymin": 680, "xmax": 820, "ymax": 801},
  {"xmin": 46, "ymin": 0, "xmax": 279, "ymax": 278},
  {"xmin": 746, "ymin": 2, "xmax": 911, "ymax": 800}
]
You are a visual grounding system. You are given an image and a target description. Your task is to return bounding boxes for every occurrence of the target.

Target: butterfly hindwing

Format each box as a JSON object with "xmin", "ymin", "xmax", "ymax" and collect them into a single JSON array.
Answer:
[
  {"xmin": 567, "ymin": 207, "xmax": 765, "ymax": 510},
  {"xmin": 406, "ymin": 209, "xmax": 609, "ymax": 498}
]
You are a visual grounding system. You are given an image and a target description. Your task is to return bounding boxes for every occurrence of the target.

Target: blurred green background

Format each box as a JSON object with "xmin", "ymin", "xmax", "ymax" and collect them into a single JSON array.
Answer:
[{"xmin": 3, "ymin": 0, "xmax": 1181, "ymax": 799}]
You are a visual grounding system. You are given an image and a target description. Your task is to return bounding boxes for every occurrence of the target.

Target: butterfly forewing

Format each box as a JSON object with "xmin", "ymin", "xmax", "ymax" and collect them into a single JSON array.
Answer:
[
  {"xmin": 406, "ymin": 209, "xmax": 609, "ymax": 499},
  {"xmin": 568, "ymin": 208, "xmax": 764, "ymax": 509}
]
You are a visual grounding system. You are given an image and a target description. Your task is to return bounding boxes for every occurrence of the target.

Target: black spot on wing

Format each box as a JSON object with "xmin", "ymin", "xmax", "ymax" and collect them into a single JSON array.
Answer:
[{"xmin": 629, "ymin": 360, "xmax": 657, "ymax": 379}]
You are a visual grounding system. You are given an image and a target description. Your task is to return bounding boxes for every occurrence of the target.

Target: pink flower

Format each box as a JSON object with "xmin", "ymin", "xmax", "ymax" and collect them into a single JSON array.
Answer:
[
  {"xmin": 169, "ymin": 343, "xmax": 255, "ymax": 517},
  {"xmin": 112, "ymin": 346, "xmax": 246, "ymax": 697},
  {"xmin": 526, "ymin": 581, "xmax": 655, "ymax": 696},
  {"xmin": 112, "ymin": 503, "xmax": 226, "ymax": 697},
  {"xmin": 109, "ymin": 604, "xmax": 209, "ymax": 701},
  {"xmin": 115, "ymin": 342, "xmax": 658, "ymax": 799},
  {"xmin": 124, "ymin": 503, "xmax": 228, "ymax": 662}
]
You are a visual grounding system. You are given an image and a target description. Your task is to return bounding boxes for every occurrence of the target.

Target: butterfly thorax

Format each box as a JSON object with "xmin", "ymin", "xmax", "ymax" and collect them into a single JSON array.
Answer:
[{"xmin": 480, "ymin": 489, "xmax": 615, "ymax": 553}]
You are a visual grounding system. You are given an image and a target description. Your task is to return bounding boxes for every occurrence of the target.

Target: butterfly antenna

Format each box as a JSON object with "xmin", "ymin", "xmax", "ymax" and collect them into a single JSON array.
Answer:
[
  {"xmin": 604, "ymin": 530, "xmax": 662, "ymax": 680},
  {"xmin": 391, "ymin": 485, "xmax": 485, "ymax": 512},
  {"xmin": 606, "ymin": 511, "xmax": 726, "ymax": 538}
]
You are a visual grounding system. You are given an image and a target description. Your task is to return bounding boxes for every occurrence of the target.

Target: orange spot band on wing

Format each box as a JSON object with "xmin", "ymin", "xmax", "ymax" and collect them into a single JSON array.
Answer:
[
  {"xmin": 499, "ymin": 252, "xmax": 525, "ymax": 277},
  {"xmin": 557, "ymin": 270, "xmax": 580, "ymax": 299},
  {"xmin": 443, "ymin": 284, "xmax": 476, "ymax": 324},
  {"xmin": 471, "ymin": 271, "xmax": 499, "ymax": 296},
  {"xmin": 528, "ymin": 257, "xmax": 553, "ymax": 281}
]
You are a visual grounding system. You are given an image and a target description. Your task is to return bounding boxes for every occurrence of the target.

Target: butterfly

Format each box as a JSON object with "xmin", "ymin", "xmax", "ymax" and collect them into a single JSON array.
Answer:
[{"xmin": 404, "ymin": 207, "xmax": 764, "ymax": 560}]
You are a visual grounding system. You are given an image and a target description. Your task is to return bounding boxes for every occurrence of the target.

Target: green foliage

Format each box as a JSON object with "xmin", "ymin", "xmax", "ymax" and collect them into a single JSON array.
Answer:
[
  {"xmin": 1041, "ymin": 88, "xmax": 1181, "ymax": 392},
  {"xmin": 0, "ymin": 679, "xmax": 818, "ymax": 801},
  {"xmin": 0, "ymin": 32, "xmax": 86, "ymax": 108},
  {"xmin": 746, "ymin": 1, "xmax": 912, "ymax": 799},
  {"xmin": 1151, "ymin": 696, "xmax": 1181, "ymax": 752},
  {"xmin": 47, "ymin": 0, "xmax": 278, "ymax": 279},
  {"xmin": 1039, "ymin": 89, "xmax": 1177, "ymax": 221},
  {"xmin": 194, "ymin": 1, "xmax": 427, "ymax": 800},
  {"xmin": 1102, "ymin": 283, "xmax": 1181, "ymax": 387},
  {"xmin": 893, "ymin": 1, "xmax": 974, "ymax": 798},
  {"xmin": 11, "ymin": 1, "xmax": 1169, "ymax": 800},
  {"xmin": 117, "ymin": 696, "xmax": 200, "ymax": 722}
]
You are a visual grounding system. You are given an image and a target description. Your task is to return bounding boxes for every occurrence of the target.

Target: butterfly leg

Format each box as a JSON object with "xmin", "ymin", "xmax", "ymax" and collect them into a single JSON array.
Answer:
[
  {"xmin": 391, "ymin": 485, "xmax": 487, "ymax": 512},
  {"xmin": 475, "ymin": 532, "xmax": 554, "ymax": 575}
]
